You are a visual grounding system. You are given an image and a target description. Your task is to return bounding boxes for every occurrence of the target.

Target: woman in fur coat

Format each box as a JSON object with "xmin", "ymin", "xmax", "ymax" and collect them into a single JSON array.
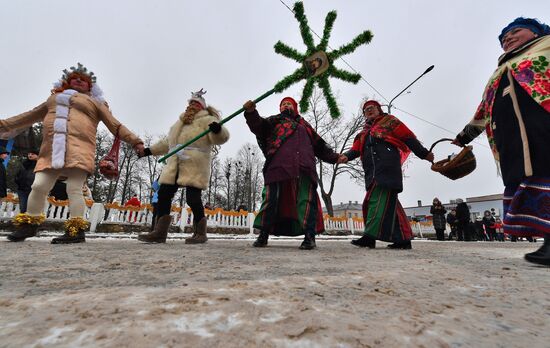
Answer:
[
  {"xmin": 0, "ymin": 63, "xmax": 144, "ymax": 243},
  {"xmin": 138, "ymin": 89, "xmax": 229, "ymax": 244}
]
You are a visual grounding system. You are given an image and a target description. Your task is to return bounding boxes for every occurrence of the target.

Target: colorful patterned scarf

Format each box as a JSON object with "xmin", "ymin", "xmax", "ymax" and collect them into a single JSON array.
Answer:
[{"xmin": 351, "ymin": 114, "xmax": 416, "ymax": 164}]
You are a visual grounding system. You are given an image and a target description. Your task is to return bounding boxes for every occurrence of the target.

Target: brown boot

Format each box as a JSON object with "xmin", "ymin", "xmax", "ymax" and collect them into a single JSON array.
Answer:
[
  {"xmin": 185, "ymin": 217, "xmax": 207, "ymax": 244},
  {"xmin": 138, "ymin": 215, "xmax": 172, "ymax": 243}
]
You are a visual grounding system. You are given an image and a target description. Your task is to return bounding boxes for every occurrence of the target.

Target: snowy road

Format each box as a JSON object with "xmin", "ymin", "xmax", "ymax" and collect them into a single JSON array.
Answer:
[{"xmin": 0, "ymin": 239, "xmax": 549, "ymax": 347}]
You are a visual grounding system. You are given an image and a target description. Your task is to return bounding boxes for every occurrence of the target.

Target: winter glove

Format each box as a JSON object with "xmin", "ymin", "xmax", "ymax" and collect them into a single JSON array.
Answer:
[
  {"xmin": 141, "ymin": 148, "xmax": 152, "ymax": 157},
  {"xmin": 243, "ymin": 100, "xmax": 256, "ymax": 112},
  {"xmin": 208, "ymin": 122, "xmax": 222, "ymax": 134}
]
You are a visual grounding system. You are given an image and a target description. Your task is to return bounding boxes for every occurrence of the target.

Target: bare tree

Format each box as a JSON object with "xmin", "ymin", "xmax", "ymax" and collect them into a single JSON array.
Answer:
[
  {"xmin": 303, "ymin": 87, "xmax": 364, "ymax": 216},
  {"xmin": 235, "ymin": 143, "xmax": 264, "ymax": 211}
]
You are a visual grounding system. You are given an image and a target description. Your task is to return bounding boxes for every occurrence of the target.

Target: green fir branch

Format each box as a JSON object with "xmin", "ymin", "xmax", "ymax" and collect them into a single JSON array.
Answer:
[
  {"xmin": 299, "ymin": 78, "xmax": 316, "ymax": 113},
  {"xmin": 328, "ymin": 66, "xmax": 361, "ymax": 84},
  {"xmin": 293, "ymin": 1, "xmax": 316, "ymax": 53},
  {"xmin": 274, "ymin": 41, "xmax": 306, "ymax": 63},
  {"xmin": 329, "ymin": 30, "xmax": 373, "ymax": 60},
  {"xmin": 318, "ymin": 76, "xmax": 340, "ymax": 118},
  {"xmin": 318, "ymin": 11, "xmax": 337, "ymax": 51},
  {"xmin": 273, "ymin": 67, "xmax": 307, "ymax": 93}
]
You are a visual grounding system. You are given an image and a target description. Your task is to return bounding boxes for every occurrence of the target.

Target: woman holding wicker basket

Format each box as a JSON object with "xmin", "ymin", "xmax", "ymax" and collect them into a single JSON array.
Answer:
[
  {"xmin": 452, "ymin": 17, "xmax": 550, "ymax": 266},
  {"xmin": 341, "ymin": 100, "xmax": 434, "ymax": 250}
]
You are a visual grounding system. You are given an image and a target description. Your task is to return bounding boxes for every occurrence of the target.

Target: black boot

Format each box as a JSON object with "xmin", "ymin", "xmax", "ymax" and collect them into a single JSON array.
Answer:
[
  {"xmin": 387, "ymin": 240, "xmax": 412, "ymax": 249},
  {"xmin": 299, "ymin": 232, "xmax": 316, "ymax": 250},
  {"xmin": 7, "ymin": 213, "xmax": 44, "ymax": 242},
  {"xmin": 7, "ymin": 224, "xmax": 39, "ymax": 242},
  {"xmin": 351, "ymin": 235, "xmax": 376, "ymax": 248},
  {"xmin": 253, "ymin": 230, "xmax": 269, "ymax": 247},
  {"xmin": 51, "ymin": 230, "xmax": 86, "ymax": 244},
  {"xmin": 524, "ymin": 236, "xmax": 550, "ymax": 266},
  {"xmin": 51, "ymin": 217, "xmax": 89, "ymax": 244}
]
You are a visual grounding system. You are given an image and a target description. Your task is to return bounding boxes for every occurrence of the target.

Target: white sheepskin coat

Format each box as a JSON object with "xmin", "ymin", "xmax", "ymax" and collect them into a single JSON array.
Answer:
[{"xmin": 150, "ymin": 107, "xmax": 229, "ymax": 189}]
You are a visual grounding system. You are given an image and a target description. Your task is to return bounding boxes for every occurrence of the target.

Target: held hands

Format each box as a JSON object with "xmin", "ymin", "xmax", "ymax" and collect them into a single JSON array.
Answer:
[
  {"xmin": 337, "ymin": 154, "xmax": 348, "ymax": 164},
  {"xmin": 243, "ymin": 100, "xmax": 256, "ymax": 112},
  {"xmin": 208, "ymin": 122, "xmax": 222, "ymax": 134},
  {"xmin": 134, "ymin": 143, "xmax": 145, "ymax": 157},
  {"xmin": 451, "ymin": 138, "xmax": 463, "ymax": 146},
  {"xmin": 424, "ymin": 152, "xmax": 435, "ymax": 163}
]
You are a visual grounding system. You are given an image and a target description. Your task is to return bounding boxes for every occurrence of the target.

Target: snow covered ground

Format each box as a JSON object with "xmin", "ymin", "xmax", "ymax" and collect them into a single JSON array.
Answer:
[{"xmin": 0, "ymin": 238, "xmax": 549, "ymax": 347}]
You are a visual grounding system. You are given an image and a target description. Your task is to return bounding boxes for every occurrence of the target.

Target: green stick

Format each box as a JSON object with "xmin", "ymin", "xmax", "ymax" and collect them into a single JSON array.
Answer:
[{"xmin": 158, "ymin": 88, "xmax": 276, "ymax": 163}]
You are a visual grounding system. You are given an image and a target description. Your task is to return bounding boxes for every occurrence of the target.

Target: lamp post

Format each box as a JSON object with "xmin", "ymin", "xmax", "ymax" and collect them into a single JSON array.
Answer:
[{"xmin": 387, "ymin": 65, "xmax": 434, "ymax": 114}]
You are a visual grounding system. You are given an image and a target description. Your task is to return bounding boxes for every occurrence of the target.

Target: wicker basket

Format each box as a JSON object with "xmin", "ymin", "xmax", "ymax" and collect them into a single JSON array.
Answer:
[{"xmin": 429, "ymin": 138, "xmax": 476, "ymax": 180}]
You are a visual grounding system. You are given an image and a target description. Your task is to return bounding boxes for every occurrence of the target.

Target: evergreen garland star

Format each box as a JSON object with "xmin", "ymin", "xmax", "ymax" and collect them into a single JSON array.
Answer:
[{"xmin": 273, "ymin": 1, "xmax": 373, "ymax": 118}]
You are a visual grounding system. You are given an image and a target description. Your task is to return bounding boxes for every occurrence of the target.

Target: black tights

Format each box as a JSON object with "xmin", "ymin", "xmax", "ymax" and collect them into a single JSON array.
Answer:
[{"xmin": 157, "ymin": 184, "xmax": 204, "ymax": 223}]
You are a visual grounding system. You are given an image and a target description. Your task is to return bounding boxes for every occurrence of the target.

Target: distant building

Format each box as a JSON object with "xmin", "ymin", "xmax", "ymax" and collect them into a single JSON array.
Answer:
[{"xmin": 326, "ymin": 201, "xmax": 362, "ymax": 218}]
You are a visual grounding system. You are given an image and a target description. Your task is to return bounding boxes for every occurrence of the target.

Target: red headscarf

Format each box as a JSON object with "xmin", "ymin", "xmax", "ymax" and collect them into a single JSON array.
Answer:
[
  {"xmin": 362, "ymin": 100, "xmax": 384, "ymax": 114},
  {"xmin": 280, "ymin": 97, "xmax": 299, "ymax": 113}
]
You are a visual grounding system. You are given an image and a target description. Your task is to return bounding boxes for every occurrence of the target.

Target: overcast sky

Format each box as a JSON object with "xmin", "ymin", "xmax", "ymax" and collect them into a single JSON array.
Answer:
[{"xmin": 1, "ymin": 0, "xmax": 549, "ymax": 208}]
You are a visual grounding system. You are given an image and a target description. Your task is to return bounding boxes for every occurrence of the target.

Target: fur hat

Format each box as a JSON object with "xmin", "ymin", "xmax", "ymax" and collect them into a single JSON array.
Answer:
[
  {"xmin": 280, "ymin": 97, "xmax": 299, "ymax": 113},
  {"xmin": 189, "ymin": 89, "xmax": 207, "ymax": 109}
]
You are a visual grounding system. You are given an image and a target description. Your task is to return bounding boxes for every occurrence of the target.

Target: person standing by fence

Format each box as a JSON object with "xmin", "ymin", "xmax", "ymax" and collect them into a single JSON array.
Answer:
[
  {"xmin": 430, "ymin": 198, "xmax": 447, "ymax": 241},
  {"xmin": 14, "ymin": 149, "xmax": 39, "ymax": 213}
]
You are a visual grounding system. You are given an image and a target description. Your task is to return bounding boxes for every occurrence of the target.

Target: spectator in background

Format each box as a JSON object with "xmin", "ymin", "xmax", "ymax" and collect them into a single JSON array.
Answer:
[
  {"xmin": 125, "ymin": 194, "xmax": 141, "ymax": 223},
  {"xmin": 0, "ymin": 147, "xmax": 10, "ymax": 198},
  {"xmin": 430, "ymin": 198, "xmax": 447, "ymax": 241},
  {"xmin": 446, "ymin": 209, "xmax": 458, "ymax": 240},
  {"xmin": 482, "ymin": 210, "xmax": 497, "ymax": 241},
  {"xmin": 494, "ymin": 217, "xmax": 505, "ymax": 242},
  {"xmin": 474, "ymin": 216, "xmax": 486, "ymax": 241},
  {"xmin": 49, "ymin": 180, "xmax": 68, "ymax": 218},
  {"xmin": 15, "ymin": 149, "xmax": 39, "ymax": 212},
  {"xmin": 455, "ymin": 199, "xmax": 471, "ymax": 241},
  {"xmin": 150, "ymin": 179, "xmax": 160, "ymax": 231}
]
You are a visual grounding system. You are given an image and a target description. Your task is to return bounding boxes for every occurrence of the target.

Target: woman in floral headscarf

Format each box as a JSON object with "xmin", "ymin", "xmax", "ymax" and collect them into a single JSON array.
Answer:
[
  {"xmin": 341, "ymin": 100, "xmax": 434, "ymax": 249},
  {"xmin": 453, "ymin": 17, "xmax": 550, "ymax": 266}
]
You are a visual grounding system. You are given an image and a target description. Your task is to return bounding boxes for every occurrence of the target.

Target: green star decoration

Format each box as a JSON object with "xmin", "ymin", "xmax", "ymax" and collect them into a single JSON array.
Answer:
[{"xmin": 273, "ymin": 1, "xmax": 373, "ymax": 118}]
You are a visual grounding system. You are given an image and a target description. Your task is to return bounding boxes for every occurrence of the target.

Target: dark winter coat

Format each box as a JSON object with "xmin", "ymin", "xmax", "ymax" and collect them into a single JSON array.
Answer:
[
  {"xmin": 455, "ymin": 202, "xmax": 471, "ymax": 226},
  {"xmin": 446, "ymin": 213, "xmax": 458, "ymax": 228},
  {"xmin": 430, "ymin": 204, "xmax": 447, "ymax": 230},
  {"xmin": 14, "ymin": 159, "xmax": 36, "ymax": 193},
  {"xmin": 0, "ymin": 163, "xmax": 6, "ymax": 198},
  {"xmin": 344, "ymin": 115, "xmax": 430, "ymax": 192},
  {"xmin": 244, "ymin": 109, "xmax": 339, "ymax": 185}
]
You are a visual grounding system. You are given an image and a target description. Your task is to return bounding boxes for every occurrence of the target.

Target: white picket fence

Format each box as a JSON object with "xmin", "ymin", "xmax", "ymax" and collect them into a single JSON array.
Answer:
[{"xmin": 0, "ymin": 200, "xmax": 368, "ymax": 234}]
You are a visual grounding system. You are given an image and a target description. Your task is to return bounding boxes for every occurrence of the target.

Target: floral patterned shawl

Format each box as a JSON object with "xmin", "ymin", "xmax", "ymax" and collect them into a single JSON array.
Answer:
[{"xmin": 469, "ymin": 35, "xmax": 550, "ymax": 160}]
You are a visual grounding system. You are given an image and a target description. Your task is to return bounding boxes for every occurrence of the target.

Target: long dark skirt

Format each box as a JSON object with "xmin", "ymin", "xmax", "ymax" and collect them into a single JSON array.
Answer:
[
  {"xmin": 362, "ymin": 183, "xmax": 413, "ymax": 242},
  {"xmin": 254, "ymin": 176, "xmax": 324, "ymax": 236},
  {"xmin": 503, "ymin": 176, "xmax": 550, "ymax": 237}
]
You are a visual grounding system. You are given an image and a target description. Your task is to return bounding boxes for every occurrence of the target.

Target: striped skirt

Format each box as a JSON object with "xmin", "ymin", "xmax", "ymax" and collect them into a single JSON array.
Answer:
[
  {"xmin": 254, "ymin": 175, "xmax": 324, "ymax": 236},
  {"xmin": 503, "ymin": 177, "xmax": 550, "ymax": 237},
  {"xmin": 362, "ymin": 183, "xmax": 413, "ymax": 242}
]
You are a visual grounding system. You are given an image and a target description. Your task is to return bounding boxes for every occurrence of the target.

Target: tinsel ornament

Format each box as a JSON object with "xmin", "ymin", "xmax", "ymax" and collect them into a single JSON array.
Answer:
[
  {"xmin": 13, "ymin": 213, "xmax": 45, "ymax": 226},
  {"xmin": 65, "ymin": 217, "xmax": 90, "ymax": 237},
  {"xmin": 159, "ymin": 1, "xmax": 372, "ymax": 163}
]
